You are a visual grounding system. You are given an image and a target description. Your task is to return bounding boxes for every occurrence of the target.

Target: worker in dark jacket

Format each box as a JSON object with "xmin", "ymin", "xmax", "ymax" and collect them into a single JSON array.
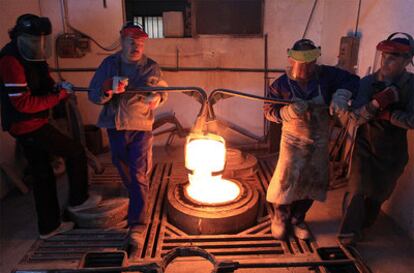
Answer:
[
  {"xmin": 0, "ymin": 14, "xmax": 101, "ymax": 239},
  {"xmin": 264, "ymin": 39, "xmax": 359, "ymax": 240},
  {"xmin": 339, "ymin": 33, "xmax": 414, "ymax": 245}
]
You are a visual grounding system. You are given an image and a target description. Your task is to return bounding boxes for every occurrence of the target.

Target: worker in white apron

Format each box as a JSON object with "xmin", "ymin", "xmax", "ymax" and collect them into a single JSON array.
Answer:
[{"xmin": 264, "ymin": 39, "xmax": 360, "ymax": 240}]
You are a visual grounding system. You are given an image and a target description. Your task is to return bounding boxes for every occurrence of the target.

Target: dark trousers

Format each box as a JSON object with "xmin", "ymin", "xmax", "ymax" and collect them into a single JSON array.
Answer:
[
  {"xmin": 17, "ymin": 124, "xmax": 89, "ymax": 235},
  {"xmin": 107, "ymin": 129, "xmax": 153, "ymax": 227},
  {"xmin": 273, "ymin": 199, "xmax": 314, "ymax": 225},
  {"xmin": 339, "ymin": 193, "xmax": 382, "ymax": 235}
]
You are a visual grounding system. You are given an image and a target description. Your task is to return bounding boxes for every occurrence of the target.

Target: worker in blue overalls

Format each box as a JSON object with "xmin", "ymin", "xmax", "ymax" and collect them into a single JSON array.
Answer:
[{"xmin": 88, "ymin": 22, "xmax": 168, "ymax": 243}]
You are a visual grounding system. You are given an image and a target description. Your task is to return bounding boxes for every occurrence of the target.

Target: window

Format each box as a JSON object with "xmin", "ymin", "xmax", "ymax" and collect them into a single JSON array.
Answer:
[
  {"xmin": 192, "ymin": 0, "xmax": 263, "ymax": 36},
  {"xmin": 125, "ymin": 0, "xmax": 190, "ymax": 38},
  {"xmin": 133, "ymin": 16, "xmax": 164, "ymax": 38},
  {"xmin": 124, "ymin": 0, "xmax": 263, "ymax": 38}
]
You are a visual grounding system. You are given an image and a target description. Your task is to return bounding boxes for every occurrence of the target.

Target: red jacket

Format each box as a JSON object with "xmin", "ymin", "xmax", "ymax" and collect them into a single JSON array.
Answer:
[{"xmin": 0, "ymin": 46, "xmax": 66, "ymax": 135}]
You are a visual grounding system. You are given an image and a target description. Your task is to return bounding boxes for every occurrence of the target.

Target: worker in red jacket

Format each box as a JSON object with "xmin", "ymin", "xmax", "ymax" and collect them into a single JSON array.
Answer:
[{"xmin": 0, "ymin": 14, "xmax": 100, "ymax": 239}]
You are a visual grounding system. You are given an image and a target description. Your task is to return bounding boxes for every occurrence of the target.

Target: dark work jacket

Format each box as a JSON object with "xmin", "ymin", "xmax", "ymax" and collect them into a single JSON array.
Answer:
[
  {"xmin": 264, "ymin": 65, "xmax": 359, "ymax": 123},
  {"xmin": 349, "ymin": 71, "xmax": 414, "ymax": 201}
]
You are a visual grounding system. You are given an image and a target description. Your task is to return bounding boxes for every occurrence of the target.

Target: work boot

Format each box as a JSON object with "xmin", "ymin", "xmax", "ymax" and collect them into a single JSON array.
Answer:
[
  {"xmin": 271, "ymin": 221, "xmax": 287, "ymax": 240},
  {"xmin": 129, "ymin": 225, "xmax": 146, "ymax": 247},
  {"xmin": 68, "ymin": 194, "xmax": 102, "ymax": 213},
  {"xmin": 337, "ymin": 232, "xmax": 359, "ymax": 246},
  {"xmin": 39, "ymin": 221, "xmax": 74, "ymax": 240},
  {"xmin": 292, "ymin": 222, "xmax": 311, "ymax": 240}
]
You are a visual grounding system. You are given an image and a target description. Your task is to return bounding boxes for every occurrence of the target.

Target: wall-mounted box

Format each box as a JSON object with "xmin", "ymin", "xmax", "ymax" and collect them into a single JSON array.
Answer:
[{"xmin": 163, "ymin": 11, "xmax": 184, "ymax": 38}]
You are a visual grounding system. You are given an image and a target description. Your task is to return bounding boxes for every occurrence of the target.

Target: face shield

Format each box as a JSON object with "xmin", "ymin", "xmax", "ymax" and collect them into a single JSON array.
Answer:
[
  {"xmin": 287, "ymin": 58, "xmax": 317, "ymax": 82},
  {"xmin": 17, "ymin": 33, "xmax": 52, "ymax": 61},
  {"xmin": 286, "ymin": 48, "xmax": 320, "ymax": 82},
  {"xmin": 373, "ymin": 39, "xmax": 413, "ymax": 78}
]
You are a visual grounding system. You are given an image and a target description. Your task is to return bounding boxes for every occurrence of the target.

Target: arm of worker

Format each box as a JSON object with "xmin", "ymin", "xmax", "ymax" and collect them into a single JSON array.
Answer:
[
  {"xmin": 389, "ymin": 110, "xmax": 414, "ymax": 129},
  {"xmin": 263, "ymin": 80, "xmax": 286, "ymax": 123},
  {"xmin": 351, "ymin": 78, "xmax": 403, "ymax": 126},
  {"xmin": 88, "ymin": 58, "xmax": 117, "ymax": 105},
  {"xmin": 389, "ymin": 89, "xmax": 414, "ymax": 129},
  {"xmin": 145, "ymin": 68, "xmax": 168, "ymax": 109},
  {"xmin": 0, "ymin": 56, "xmax": 68, "ymax": 114},
  {"xmin": 264, "ymin": 77, "xmax": 308, "ymax": 123},
  {"xmin": 327, "ymin": 66, "xmax": 360, "ymax": 116},
  {"xmin": 348, "ymin": 76, "xmax": 380, "ymax": 125}
]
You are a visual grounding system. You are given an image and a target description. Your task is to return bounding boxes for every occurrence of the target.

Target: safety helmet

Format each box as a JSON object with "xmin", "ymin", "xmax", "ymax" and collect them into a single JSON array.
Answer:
[
  {"xmin": 372, "ymin": 32, "xmax": 414, "ymax": 73},
  {"xmin": 9, "ymin": 14, "xmax": 52, "ymax": 61},
  {"xmin": 286, "ymin": 39, "xmax": 321, "ymax": 82},
  {"xmin": 120, "ymin": 21, "xmax": 148, "ymax": 39},
  {"xmin": 9, "ymin": 14, "xmax": 52, "ymax": 39},
  {"xmin": 287, "ymin": 39, "xmax": 321, "ymax": 62},
  {"xmin": 376, "ymin": 32, "xmax": 414, "ymax": 58}
]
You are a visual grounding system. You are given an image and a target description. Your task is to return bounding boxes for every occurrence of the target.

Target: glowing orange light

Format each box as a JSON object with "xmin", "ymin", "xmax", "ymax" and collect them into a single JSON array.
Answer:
[{"xmin": 185, "ymin": 133, "xmax": 240, "ymax": 204}]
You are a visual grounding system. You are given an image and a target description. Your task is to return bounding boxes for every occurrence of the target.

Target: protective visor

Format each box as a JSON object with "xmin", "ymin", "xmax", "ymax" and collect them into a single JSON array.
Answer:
[
  {"xmin": 376, "ymin": 40, "xmax": 412, "ymax": 55},
  {"xmin": 287, "ymin": 59, "xmax": 316, "ymax": 82},
  {"xmin": 17, "ymin": 33, "xmax": 52, "ymax": 61},
  {"xmin": 372, "ymin": 40, "xmax": 413, "ymax": 72},
  {"xmin": 287, "ymin": 48, "xmax": 321, "ymax": 62}
]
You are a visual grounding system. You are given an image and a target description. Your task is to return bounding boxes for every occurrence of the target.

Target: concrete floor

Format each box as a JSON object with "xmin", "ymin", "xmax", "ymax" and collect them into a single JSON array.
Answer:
[{"xmin": 1, "ymin": 146, "xmax": 413, "ymax": 273}]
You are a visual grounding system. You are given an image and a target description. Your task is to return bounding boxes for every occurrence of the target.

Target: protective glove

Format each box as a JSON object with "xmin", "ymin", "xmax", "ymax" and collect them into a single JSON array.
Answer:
[
  {"xmin": 58, "ymin": 89, "xmax": 70, "ymax": 101},
  {"xmin": 102, "ymin": 76, "xmax": 128, "ymax": 96},
  {"xmin": 329, "ymin": 89, "xmax": 352, "ymax": 116},
  {"xmin": 146, "ymin": 76, "xmax": 168, "ymax": 87},
  {"xmin": 377, "ymin": 109, "xmax": 392, "ymax": 121},
  {"xmin": 279, "ymin": 100, "xmax": 308, "ymax": 121},
  {"xmin": 145, "ymin": 93, "xmax": 162, "ymax": 110},
  {"xmin": 56, "ymin": 81, "xmax": 74, "ymax": 93},
  {"xmin": 372, "ymin": 86, "xmax": 399, "ymax": 110}
]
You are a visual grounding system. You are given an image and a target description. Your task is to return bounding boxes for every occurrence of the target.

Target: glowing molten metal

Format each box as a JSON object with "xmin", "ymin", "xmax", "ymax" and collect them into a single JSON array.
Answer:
[{"xmin": 185, "ymin": 134, "xmax": 240, "ymax": 204}]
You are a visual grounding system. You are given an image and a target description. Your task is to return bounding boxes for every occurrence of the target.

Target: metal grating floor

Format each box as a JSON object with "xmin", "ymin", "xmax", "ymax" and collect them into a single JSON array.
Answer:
[
  {"xmin": 17, "ymin": 229, "xmax": 128, "ymax": 270},
  {"xmin": 15, "ymin": 156, "xmax": 368, "ymax": 272},
  {"xmin": 136, "ymin": 158, "xmax": 318, "ymax": 261}
]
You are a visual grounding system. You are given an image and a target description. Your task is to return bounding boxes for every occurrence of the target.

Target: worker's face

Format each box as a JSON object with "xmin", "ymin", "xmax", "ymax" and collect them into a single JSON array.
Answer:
[
  {"xmin": 17, "ymin": 33, "xmax": 52, "ymax": 61},
  {"xmin": 121, "ymin": 36, "xmax": 145, "ymax": 62},
  {"xmin": 380, "ymin": 52, "xmax": 410, "ymax": 80}
]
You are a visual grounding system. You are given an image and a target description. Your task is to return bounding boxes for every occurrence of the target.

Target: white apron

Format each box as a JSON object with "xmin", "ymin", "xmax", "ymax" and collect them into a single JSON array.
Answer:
[{"xmin": 267, "ymin": 83, "xmax": 331, "ymax": 204}]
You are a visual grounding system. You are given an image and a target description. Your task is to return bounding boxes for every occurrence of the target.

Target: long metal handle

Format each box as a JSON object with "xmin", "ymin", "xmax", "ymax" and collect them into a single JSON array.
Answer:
[
  {"xmin": 72, "ymin": 86, "xmax": 208, "ymax": 133},
  {"xmin": 208, "ymin": 88, "xmax": 292, "ymax": 119},
  {"xmin": 73, "ymin": 86, "xmax": 207, "ymax": 101}
]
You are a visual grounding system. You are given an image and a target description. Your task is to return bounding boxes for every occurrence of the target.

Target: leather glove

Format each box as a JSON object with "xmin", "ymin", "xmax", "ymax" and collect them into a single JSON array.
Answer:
[
  {"xmin": 145, "ymin": 93, "xmax": 162, "ymax": 110},
  {"xmin": 329, "ymin": 89, "xmax": 352, "ymax": 116},
  {"xmin": 58, "ymin": 89, "xmax": 70, "ymax": 101},
  {"xmin": 56, "ymin": 81, "xmax": 74, "ymax": 93},
  {"xmin": 377, "ymin": 109, "xmax": 391, "ymax": 121},
  {"xmin": 280, "ymin": 100, "xmax": 308, "ymax": 121},
  {"xmin": 102, "ymin": 76, "xmax": 128, "ymax": 96},
  {"xmin": 146, "ymin": 76, "xmax": 168, "ymax": 87},
  {"xmin": 372, "ymin": 86, "xmax": 399, "ymax": 110},
  {"xmin": 262, "ymin": 103, "xmax": 272, "ymax": 112}
]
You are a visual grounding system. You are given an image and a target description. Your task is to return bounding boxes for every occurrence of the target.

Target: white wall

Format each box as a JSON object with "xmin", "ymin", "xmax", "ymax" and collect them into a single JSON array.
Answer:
[{"xmin": 0, "ymin": 0, "xmax": 413, "ymax": 236}]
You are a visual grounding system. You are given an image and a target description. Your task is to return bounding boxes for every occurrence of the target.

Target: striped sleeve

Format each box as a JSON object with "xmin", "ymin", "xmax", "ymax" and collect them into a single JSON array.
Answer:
[
  {"xmin": 0, "ymin": 55, "xmax": 61, "ymax": 113},
  {"xmin": 0, "ymin": 55, "xmax": 28, "ymax": 97}
]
